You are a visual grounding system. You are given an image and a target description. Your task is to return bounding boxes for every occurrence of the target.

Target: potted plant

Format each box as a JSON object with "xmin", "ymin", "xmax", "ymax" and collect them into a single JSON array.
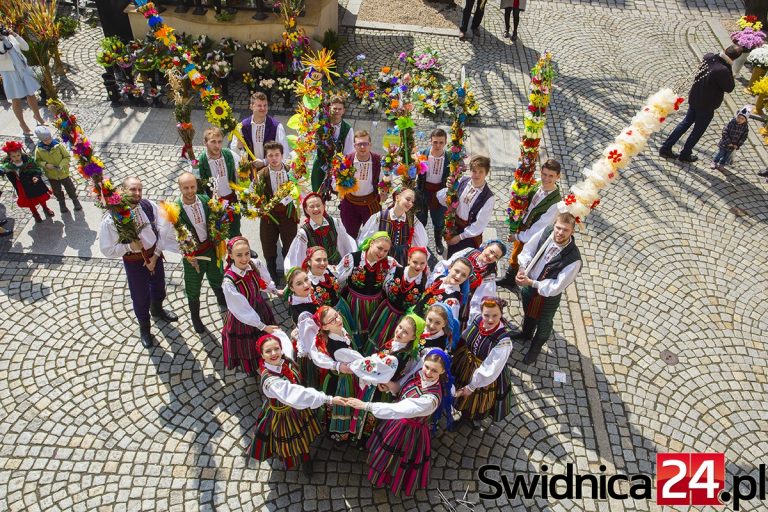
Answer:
[
  {"xmin": 751, "ymin": 74, "xmax": 768, "ymax": 114},
  {"xmin": 731, "ymin": 16, "xmax": 767, "ymax": 74},
  {"xmin": 748, "ymin": 46, "xmax": 768, "ymax": 87}
]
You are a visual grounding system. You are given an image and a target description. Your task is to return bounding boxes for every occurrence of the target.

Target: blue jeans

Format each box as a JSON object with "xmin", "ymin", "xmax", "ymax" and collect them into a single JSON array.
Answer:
[
  {"xmin": 660, "ymin": 107, "xmax": 715, "ymax": 158},
  {"xmin": 713, "ymin": 148, "xmax": 733, "ymax": 165}
]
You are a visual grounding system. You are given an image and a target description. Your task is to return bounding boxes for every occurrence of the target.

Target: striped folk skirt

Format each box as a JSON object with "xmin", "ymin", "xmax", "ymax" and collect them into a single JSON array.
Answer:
[
  {"xmin": 221, "ymin": 298, "xmax": 276, "ymax": 376},
  {"xmin": 366, "ymin": 417, "xmax": 432, "ymax": 496},
  {"xmin": 364, "ymin": 300, "xmax": 405, "ymax": 356},
  {"xmin": 344, "ymin": 288, "xmax": 383, "ymax": 351},
  {"xmin": 452, "ymin": 345, "xmax": 512, "ymax": 422},
  {"xmin": 321, "ymin": 371, "xmax": 356, "ymax": 442},
  {"xmin": 248, "ymin": 399, "xmax": 322, "ymax": 469}
]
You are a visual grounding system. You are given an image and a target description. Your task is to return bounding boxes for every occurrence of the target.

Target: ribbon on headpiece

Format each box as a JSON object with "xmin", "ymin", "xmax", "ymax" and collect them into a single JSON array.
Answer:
[
  {"xmin": 407, "ymin": 246, "xmax": 428, "ymax": 258},
  {"xmin": 424, "ymin": 348, "xmax": 455, "ymax": 432},
  {"xmin": 283, "ymin": 266, "xmax": 304, "ymax": 302},
  {"xmin": 359, "ymin": 231, "xmax": 391, "ymax": 251},
  {"xmin": 224, "ymin": 236, "xmax": 250, "ymax": 268},
  {"xmin": 2, "ymin": 140, "xmax": 24, "ymax": 154},
  {"xmin": 301, "ymin": 192, "xmax": 325, "ymax": 217},
  {"xmin": 302, "ymin": 245, "xmax": 327, "ymax": 272}
]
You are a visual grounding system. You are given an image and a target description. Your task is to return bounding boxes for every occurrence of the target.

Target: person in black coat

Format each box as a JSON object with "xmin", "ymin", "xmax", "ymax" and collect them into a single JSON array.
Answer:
[{"xmin": 659, "ymin": 45, "xmax": 743, "ymax": 163}]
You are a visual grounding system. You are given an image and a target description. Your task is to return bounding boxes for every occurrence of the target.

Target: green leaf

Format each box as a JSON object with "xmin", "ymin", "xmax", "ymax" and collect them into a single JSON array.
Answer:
[
  {"xmin": 287, "ymin": 134, "xmax": 298, "ymax": 149},
  {"xmin": 303, "ymin": 94, "xmax": 321, "ymax": 109},
  {"xmin": 395, "ymin": 116, "xmax": 415, "ymax": 131},
  {"xmin": 287, "ymin": 114, "xmax": 302, "ymax": 130}
]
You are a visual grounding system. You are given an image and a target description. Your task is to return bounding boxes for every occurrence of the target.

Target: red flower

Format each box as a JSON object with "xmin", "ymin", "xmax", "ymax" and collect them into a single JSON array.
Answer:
[
  {"xmin": 607, "ymin": 150, "xmax": 622, "ymax": 163},
  {"xmin": 590, "ymin": 199, "xmax": 600, "ymax": 209},
  {"xmin": 626, "ymin": 130, "xmax": 633, "ymax": 135},
  {"xmin": 659, "ymin": 117, "xmax": 666, "ymax": 122},
  {"xmin": 563, "ymin": 194, "xmax": 576, "ymax": 206}
]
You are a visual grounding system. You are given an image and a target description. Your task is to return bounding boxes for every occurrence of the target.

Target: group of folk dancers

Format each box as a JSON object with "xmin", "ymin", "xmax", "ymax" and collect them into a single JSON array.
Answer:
[{"xmin": 95, "ymin": 92, "xmax": 583, "ymax": 496}]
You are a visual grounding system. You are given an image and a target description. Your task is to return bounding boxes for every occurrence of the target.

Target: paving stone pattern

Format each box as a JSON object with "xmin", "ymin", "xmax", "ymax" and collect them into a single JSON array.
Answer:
[{"xmin": 1, "ymin": 0, "xmax": 767, "ymax": 510}]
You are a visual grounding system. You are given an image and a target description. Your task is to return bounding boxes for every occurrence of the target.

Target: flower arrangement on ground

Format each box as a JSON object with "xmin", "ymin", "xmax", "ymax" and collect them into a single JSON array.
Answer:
[{"xmin": 731, "ymin": 26, "xmax": 766, "ymax": 50}]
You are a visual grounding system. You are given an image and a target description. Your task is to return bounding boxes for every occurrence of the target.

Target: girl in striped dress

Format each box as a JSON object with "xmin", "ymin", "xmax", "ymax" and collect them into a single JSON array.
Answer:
[
  {"xmin": 221, "ymin": 237, "xmax": 280, "ymax": 376},
  {"xmin": 306, "ymin": 305, "xmax": 364, "ymax": 442},
  {"xmin": 337, "ymin": 232, "xmax": 398, "ymax": 350},
  {"xmin": 412, "ymin": 257, "xmax": 473, "ymax": 320},
  {"xmin": 302, "ymin": 246, "xmax": 355, "ymax": 335},
  {"xmin": 248, "ymin": 334, "xmax": 345, "ymax": 476},
  {"xmin": 349, "ymin": 313, "xmax": 425, "ymax": 445},
  {"xmin": 347, "ymin": 348, "xmax": 455, "ymax": 496},
  {"xmin": 452, "ymin": 297, "xmax": 514, "ymax": 430},
  {"xmin": 364, "ymin": 246, "xmax": 428, "ymax": 355},
  {"xmin": 284, "ymin": 267, "xmax": 321, "ymax": 390}
]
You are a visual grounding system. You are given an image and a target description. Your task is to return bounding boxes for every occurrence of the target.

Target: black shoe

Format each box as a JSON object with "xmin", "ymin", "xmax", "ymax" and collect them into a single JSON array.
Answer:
[
  {"xmin": 658, "ymin": 148, "xmax": 678, "ymax": 159},
  {"xmin": 302, "ymin": 459, "xmax": 314, "ymax": 477},
  {"xmin": 0, "ymin": 229, "xmax": 11, "ymax": 237},
  {"xmin": 73, "ymin": 200, "xmax": 83, "ymax": 211},
  {"xmin": 0, "ymin": 219, "xmax": 7, "ymax": 226},
  {"xmin": 503, "ymin": 30, "xmax": 510, "ymax": 38},
  {"xmin": 189, "ymin": 299, "xmax": 206, "ymax": 333},
  {"xmin": 150, "ymin": 301, "xmax": 178, "ymax": 322},
  {"xmin": 758, "ymin": 170, "xmax": 768, "ymax": 177},
  {"xmin": 43, "ymin": 207, "xmax": 55, "ymax": 218},
  {"xmin": 213, "ymin": 287, "xmax": 227, "ymax": 307},
  {"xmin": 139, "ymin": 322, "xmax": 155, "ymax": 348},
  {"xmin": 471, "ymin": 419, "xmax": 484, "ymax": 431},
  {"xmin": 435, "ymin": 239, "xmax": 445, "ymax": 255},
  {"xmin": 250, "ymin": 250, "xmax": 259, "ymax": 259},
  {"xmin": 511, "ymin": 31, "xmax": 517, "ymax": 41},
  {"xmin": 33, "ymin": 214, "xmax": 43, "ymax": 223},
  {"xmin": 522, "ymin": 351, "xmax": 538, "ymax": 365},
  {"xmin": 678, "ymin": 154, "xmax": 698, "ymax": 163},
  {"xmin": 496, "ymin": 269, "xmax": 518, "ymax": 289},
  {"xmin": 58, "ymin": 200, "xmax": 69, "ymax": 214},
  {"xmin": 510, "ymin": 330, "xmax": 531, "ymax": 341}
]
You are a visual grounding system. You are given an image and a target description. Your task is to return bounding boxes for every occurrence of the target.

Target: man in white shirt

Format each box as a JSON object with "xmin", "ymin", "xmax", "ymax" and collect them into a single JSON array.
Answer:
[
  {"xmin": 312, "ymin": 95, "xmax": 355, "ymax": 194},
  {"xmin": 230, "ymin": 91, "xmax": 289, "ymax": 162},
  {"xmin": 437, "ymin": 155, "xmax": 495, "ymax": 258},
  {"xmin": 338, "ymin": 130, "xmax": 385, "ymax": 239},
  {"xmin": 98, "ymin": 176, "xmax": 177, "ymax": 348},
  {"xmin": 514, "ymin": 212, "xmax": 582, "ymax": 364},
  {"xmin": 415, "ymin": 128, "xmax": 450, "ymax": 255},
  {"xmin": 498, "ymin": 159, "xmax": 562, "ymax": 289},
  {"xmin": 196, "ymin": 127, "xmax": 241, "ymax": 237}
]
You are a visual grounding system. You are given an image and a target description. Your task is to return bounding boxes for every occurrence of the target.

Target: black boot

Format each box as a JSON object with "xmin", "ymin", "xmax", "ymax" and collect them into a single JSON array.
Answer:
[
  {"xmin": 189, "ymin": 299, "xmax": 206, "ymax": 333},
  {"xmin": 496, "ymin": 267, "xmax": 518, "ymax": 289},
  {"xmin": 302, "ymin": 458, "xmax": 313, "ymax": 477},
  {"xmin": 434, "ymin": 230, "xmax": 445, "ymax": 255},
  {"xmin": 72, "ymin": 198, "xmax": 83, "ymax": 211},
  {"xmin": 266, "ymin": 258, "xmax": 280, "ymax": 286},
  {"xmin": 150, "ymin": 300, "xmax": 178, "ymax": 322},
  {"xmin": 213, "ymin": 287, "xmax": 227, "ymax": 307},
  {"xmin": 58, "ymin": 198, "xmax": 69, "ymax": 214},
  {"xmin": 139, "ymin": 321, "xmax": 155, "ymax": 348}
]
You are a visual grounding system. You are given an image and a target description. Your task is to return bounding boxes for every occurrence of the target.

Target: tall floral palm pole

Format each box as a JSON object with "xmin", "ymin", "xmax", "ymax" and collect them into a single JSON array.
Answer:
[
  {"xmin": 558, "ymin": 89, "xmax": 684, "ymax": 223},
  {"xmin": 507, "ymin": 52, "xmax": 555, "ymax": 235},
  {"xmin": 0, "ymin": 0, "xmax": 61, "ymax": 100}
]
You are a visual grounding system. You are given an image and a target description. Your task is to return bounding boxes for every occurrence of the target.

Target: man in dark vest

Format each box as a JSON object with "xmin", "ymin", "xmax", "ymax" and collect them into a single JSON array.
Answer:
[
  {"xmin": 659, "ymin": 44, "xmax": 742, "ymax": 163},
  {"xmin": 498, "ymin": 159, "xmax": 562, "ymax": 289},
  {"xmin": 437, "ymin": 155, "xmax": 495, "ymax": 258},
  {"xmin": 230, "ymin": 91, "xmax": 289, "ymax": 163},
  {"xmin": 513, "ymin": 212, "xmax": 582, "ymax": 365},
  {"xmin": 312, "ymin": 95, "xmax": 355, "ymax": 194},
  {"xmin": 98, "ymin": 176, "xmax": 178, "ymax": 348},
  {"xmin": 415, "ymin": 128, "xmax": 450, "ymax": 255},
  {"xmin": 338, "ymin": 130, "xmax": 385, "ymax": 239}
]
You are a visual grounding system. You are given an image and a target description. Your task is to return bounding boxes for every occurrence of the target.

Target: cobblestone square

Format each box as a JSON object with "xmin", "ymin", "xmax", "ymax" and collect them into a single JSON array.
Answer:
[{"xmin": 0, "ymin": 0, "xmax": 766, "ymax": 510}]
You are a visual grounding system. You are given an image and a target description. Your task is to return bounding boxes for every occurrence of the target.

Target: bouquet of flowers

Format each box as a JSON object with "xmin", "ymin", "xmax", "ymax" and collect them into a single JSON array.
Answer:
[
  {"xmin": 748, "ymin": 46, "xmax": 768, "ymax": 68},
  {"xmin": 333, "ymin": 154, "xmax": 357, "ymax": 198},
  {"xmin": 379, "ymin": 142, "xmax": 400, "ymax": 196},
  {"xmin": 731, "ymin": 27, "xmax": 767, "ymax": 50},
  {"xmin": 96, "ymin": 36, "xmax": 125, "ymax": 68},
  {"xmin": 245, "ymin": 40, "xmax": 268, "ymax": 55},
  {"xmin": 259, "ymin": 78, "xmax": 276, "ymax": 90},
  {"xmin": 207, "ymin": 191, "xmax": 234, "ymax": 263},
  {"xmin": 159, "ymin": 201, "xmax": 199, "ymax": 256},
  {"xmin": 218, "ymin": 37, "xmax": 241, "ymax": 58},
  {"xmin": 250, "ymin": 56, "xmax": 269, "ymax": 72},
  {"xmin": 242, "ymin": 72, "xmax": 257, "ymax": 91},
  {"xmin": 204, "ymin": 50, "xmax": 232, "ymax": 79},
  {"xmin": 277, "ymin": 77, "xmax": 294, "ymax": 93}
]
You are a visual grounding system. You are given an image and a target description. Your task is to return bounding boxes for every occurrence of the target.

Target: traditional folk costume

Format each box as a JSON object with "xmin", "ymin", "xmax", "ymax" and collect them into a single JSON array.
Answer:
[
  {"xmin": 284, "ymin": 193, "xmax": 356, "ymax": 270},
  {"xmin": 308, "ymin": 326, "xmax": 364, "ymax": 442},
  {"xmin": 419, "ymin": 302, "xmax": 461, "ymax": 356},
  {"xmin": 435, "ymin": 243, "xmax": 504, "ymax": 326},
  {"xmin": 0, "ymin": 146, "xmax": 53, "ymax": 222},
  {"xmin": 221, "ymin": 255, "xmax": 278, "ymax": 376},
  {"xmin": 337, "ymin": 242, "xmax": 398, "ymax": 350},
  {"xmin": 248, "ymin": 337, "xmax": 328, "ymax": 470},
  {"xmin": 338, "ymin": 151, "xmax": 382, "ymax": 239},
  {"xmin": 286, "ymin": 277, "xmax": 322, "ymax": 390},
  {"xmin": 311, "ymin": 118, "xmax": 354, "ymax": 192},
  {"xmin": 437, "ymin": 176, "xmax": 495, "ymax": 257},
  {"xmin": 358, "ymin": 207, "xmax": 428, "ymax": 266},
  {"xmin": 306, "ymin": 263, "xmax": 356, "ymax": 337},
  {"xmin": 231, "ymin": 114, "xmax": 289, "ymax": 162},
  {"xmin": 516, "ymin": 225, "xmax": 582, "ymax": 364},
  {"xmin": 197, "ymin": 148, "xmax": 241, "ymax": 238},
  {"xmin": 33, "ymin": 127, "xmax": 82, "ymax": 213},
  {"xmin": 412, "ymin": 273, "xmax": 467, "ymax": 321},
  {"xmin": 503, "ymin": 185, "xmax": 561, "ymax": 280},
  {"xmin": 255, "ymin": 164, "xmax": 299, "ymax": 279},
  {"xmin": 99, "ymin": 197, "xmax": 172, "ymax": 346},
  {"xmin": 365, "ymin": 264, "xmax": 427, "ymax": 355},
  {"xmin": 452, "ymin": 317, "xmax": 514, "ymax": 422},
  {"xmin": 415, "ymin": 147, "xmax": 450, "ymax": 249},
  {"xmin": 363, "ymin": 348, "xmax": 454, "ymax": 497}
]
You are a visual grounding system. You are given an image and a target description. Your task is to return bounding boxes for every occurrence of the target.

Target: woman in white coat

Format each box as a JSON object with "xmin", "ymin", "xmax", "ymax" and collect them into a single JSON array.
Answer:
[{"xmin": 0, "ymin": 28, "xmax": 46, "ymax": 135}]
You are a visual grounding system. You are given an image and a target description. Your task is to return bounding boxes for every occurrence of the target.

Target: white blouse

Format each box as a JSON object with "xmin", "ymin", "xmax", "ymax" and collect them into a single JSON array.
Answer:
[
  {"xmin": 262, "ymin": 362, "xmax": 332, "ymax": 409},
  {"xmin": 309, "ymin": 331, "xmax": 364, "ymax": 372},
  {"xmin": 368, "ymin": 375, "xmax": 440, "ymax": 419},
  {"xmin": 437, "ymin": 180, "xmax": 495, "ymax": 240},
  {"xmin": 357, "ymin": 210, "xmax": 428, "ymax": 249},
  {"xmin": 284, "ymin": 216, "xmax": 357, "ymax": 271},
  {"xmin": 465, "ymin": 322, "xmax": 512, "ymax": 392},
  {"xmin": 222, "ymin": 259, "xmax": 277, "ymax": 330}
]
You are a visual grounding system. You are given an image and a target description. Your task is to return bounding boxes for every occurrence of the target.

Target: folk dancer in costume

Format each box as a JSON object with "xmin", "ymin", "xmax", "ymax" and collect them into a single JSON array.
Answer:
[
  {"xmin": 358, "ymin": 187, "xmax": 428, "ymax": 266},
  {"xmin": 248, "ymin": 334, "xmax": 346, "ymax": 477},
  {"xmin": 497, "ymin": 159, "xmax": 562, "ymax": 289},
  {"xmin": 349, "ymin": 314, "xmax": 425, "ymax": 445},
  {"xmin": 196, "ymin": 127, "xmax": 241, "ymax": 238},
  {"xmin": 365, "ymin": 246, "xmax": 428, "ymax": 354},
  {"xmin": 33, "ymin": 125, "xmax": 82, "ymax": 214},
  {"xmin": 0, "ymin": 140, "xmax": 54, "ymax": 222},
  {"xmin": 513, "ymin": 213, "xmax": 582, "ymax": 364},
  {"xmin": 312, "ymin": 95, "xmax": 355, "ymax": 194},
  {"xmin": 337, "ymin": 130, "xmax": 386, "ymax": 239},
  {"xmin": 284, "ymin": 192, "xmax": 356, "ymax": 271},
  {"xmin": 302, "ymin": 246, "xmax": 355, "ymax": 335},
  {"xmin": 305, "ymin": 306, "xmax": 364, "ymax": 442},
  {"xmin": 420, "ymin": 302, "xmax": 461, "ymax": 355},
  {"xmin": 160, "ymin": 172, "xmax": 226, "ymax": 333},
  {"xmin": 346, "ymin": 348, "xmax": 455, "ymax": 497},
  {"xmin": 230, "ymin": 91, "xmax": 289, "ymax": 162},
  {"xmin": 220, "ymin": 236, "xmax": 281, "ymax": 376},
  {"xmin": 452, "ymin": 297, "xmax": 514, "ymax": 430},
  {"xmin": 337, "ymin": 232, "xmax": 398, "ymax": 351},
  {"xmin": 412, "ymin": 257, "xmax": 473, "ymax": 320},
  {"xmin": 437, "ymin": 155, "xmax": 494, "ymax": 257},
  {"xmin": 99, "ymin": 177, "xmax": 178, "ymax": 348},
  {"xmin": 284, "ymin": 267, "xmax": 322, "ymax": 390},
  {"xmin": 435, "ymin": 240, "xmax": 506, "ymax": 326},
  {"xmin": 254, "ymin": 141, "xmax": 299, "ymax": 284},
  {"xmin": 415, "ymin": 128, "xmax": 450, "ymax": 255}
]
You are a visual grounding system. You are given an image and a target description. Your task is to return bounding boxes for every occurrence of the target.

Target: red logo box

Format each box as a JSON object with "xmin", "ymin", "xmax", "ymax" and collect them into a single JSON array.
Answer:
[{"xmin": 657, "ymin": 453, "xmax": 725, "ymax": 506}]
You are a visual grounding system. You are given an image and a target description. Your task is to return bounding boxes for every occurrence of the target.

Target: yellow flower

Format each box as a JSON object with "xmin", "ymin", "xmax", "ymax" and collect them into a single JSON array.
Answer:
[
  {"xmin": 205, "ymin": 99, "xmax": 233, "ymax": 126},
  {"xmin": 301, "ymin": 48, "xmax": 338, "ymax": 84},
  {"xmin": 159, "ymin": 200, "xmax": 180, "ymax": 224}
]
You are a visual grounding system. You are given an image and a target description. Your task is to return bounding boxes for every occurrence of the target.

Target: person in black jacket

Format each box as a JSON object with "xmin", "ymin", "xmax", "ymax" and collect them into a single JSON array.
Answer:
[{"xmin": 659, "ymin": 45, "xmax": 743, "ymax": 163}]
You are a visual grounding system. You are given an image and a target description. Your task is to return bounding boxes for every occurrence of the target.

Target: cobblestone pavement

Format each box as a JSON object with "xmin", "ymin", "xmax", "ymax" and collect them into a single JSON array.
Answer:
[{"xmin": 1, "ymin": 0, "xmax": 767, "ymax": 510}]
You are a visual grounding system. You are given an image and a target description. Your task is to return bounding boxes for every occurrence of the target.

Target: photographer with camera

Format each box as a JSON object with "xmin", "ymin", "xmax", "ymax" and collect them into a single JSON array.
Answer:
[{"xmin": 0, "ymin": 24, "xmax": 47, "ymax": 136}]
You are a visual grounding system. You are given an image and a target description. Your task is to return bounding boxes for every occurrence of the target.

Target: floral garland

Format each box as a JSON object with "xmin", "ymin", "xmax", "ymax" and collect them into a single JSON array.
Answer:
[
  {"xmin": 558, "ymin": 89, "xmax": 684, "ymax": 222},
  {"xmin": 333, "ymin": 154, "xmax": 357, "ymax": 198},
  {"xmin": 159, "ymin": 201, "xmax": 199, "ymax": 255},
  {"xmin": 235, "ymin": 180, "xmax": 301, "ymax": 222},
  {"xmin": 507, "ymin": 52, "xmax": 555, "ymax": 234},
  {"xmin": 207, "ymin": 190, "xmax": 234, "ymax": 264},
  {"xmin": 379, "ymin": 142, "xmax": 400, "ymax": 197},
  {"xmin": 442, "ymin": 78, "xmax": 472, "ymax": 241}
]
